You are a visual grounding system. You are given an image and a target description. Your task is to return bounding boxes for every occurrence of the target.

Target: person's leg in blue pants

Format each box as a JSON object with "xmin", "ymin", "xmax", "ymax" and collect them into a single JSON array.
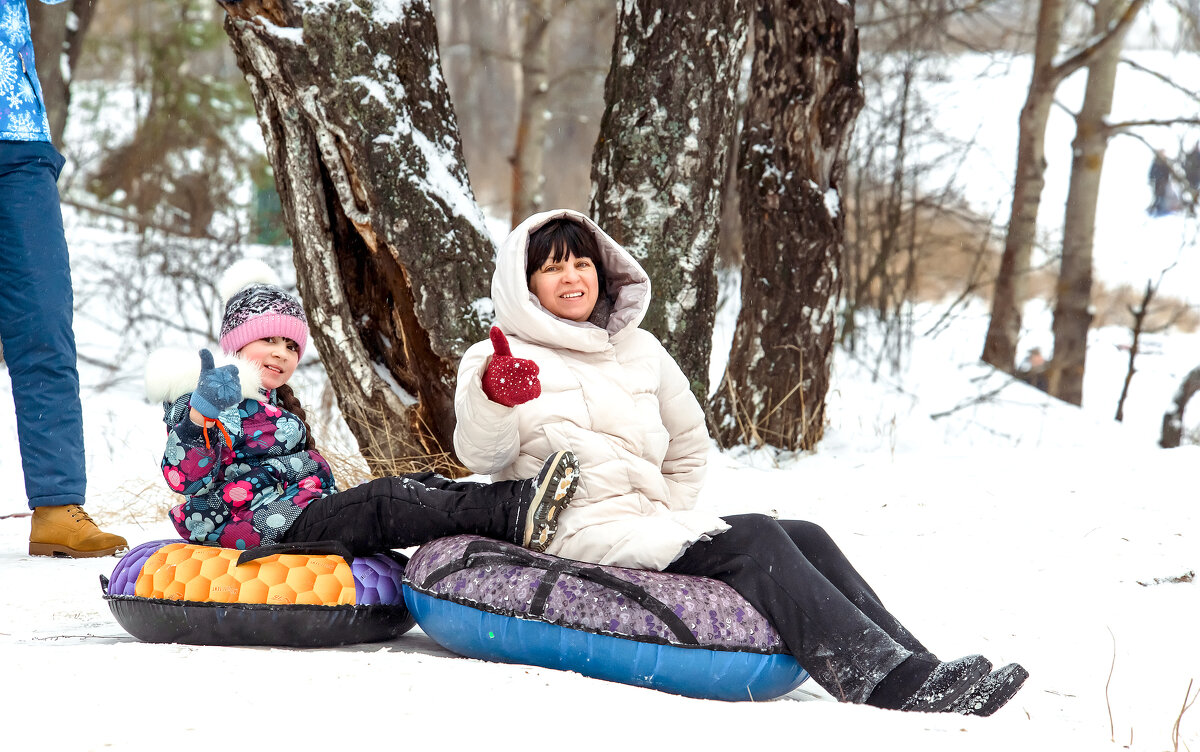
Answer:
[{"xmin": 0, "ymin": 140, "xmax": 126, "ymax": 556}]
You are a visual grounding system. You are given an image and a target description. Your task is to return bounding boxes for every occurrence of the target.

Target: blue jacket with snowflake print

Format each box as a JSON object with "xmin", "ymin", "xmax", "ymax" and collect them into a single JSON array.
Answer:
[{"xmin": 0, "ymin": 0, "xmax": 65, "ymax": 142}]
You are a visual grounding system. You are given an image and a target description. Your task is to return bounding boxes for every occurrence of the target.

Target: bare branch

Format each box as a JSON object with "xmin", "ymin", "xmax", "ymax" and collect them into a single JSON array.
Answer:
[
  {"xmin": 1105, "ymin": 117, "xmax": 1200, "ymax": 136},
  {"xmin": 1119, "ymin": 57, "xmax": 1200, "ymax": 103},
  {"xmin": 1051, "ymin": 0, "xmax": 1149, "ymax": 84}
]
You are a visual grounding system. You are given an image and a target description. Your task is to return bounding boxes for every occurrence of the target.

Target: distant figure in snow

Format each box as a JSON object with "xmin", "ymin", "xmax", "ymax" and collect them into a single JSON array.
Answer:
[
  {"xmin": 1017, "ymin": 347, "xmax": 1049, "ymax": 392},
  {"xmin": 1148, "ymin": 149, "xmax": 1179, "ymax": 217},
  {"xmin": 4, "ymin": 0, "xmax": 127, "ymax": 558}
]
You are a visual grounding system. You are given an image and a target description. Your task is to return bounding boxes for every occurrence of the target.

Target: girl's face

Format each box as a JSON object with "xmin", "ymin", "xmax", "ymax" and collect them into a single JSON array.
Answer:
[
  {"xmin": 238, "ymin": 336, "xmax": 299, "ymax": 391},
  {"xmin": 529, "ymin": 251, "xmax": 599, "ymax": 323}
]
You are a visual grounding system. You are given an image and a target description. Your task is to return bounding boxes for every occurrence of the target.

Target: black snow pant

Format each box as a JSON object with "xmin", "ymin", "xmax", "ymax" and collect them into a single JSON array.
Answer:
[
  {"xmin": 666, "ymin": 513, "xmax": 931, "ymax": 703},
  {"xmin": 281, "ymin": 472, "xmax": 530, "ymax": 555}
]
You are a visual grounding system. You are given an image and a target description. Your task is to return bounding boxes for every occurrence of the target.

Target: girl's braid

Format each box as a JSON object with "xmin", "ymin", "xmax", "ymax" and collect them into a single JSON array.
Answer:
[{"xmin": 275, "ymin": 383, "xmax": 317, "ymax": 452}]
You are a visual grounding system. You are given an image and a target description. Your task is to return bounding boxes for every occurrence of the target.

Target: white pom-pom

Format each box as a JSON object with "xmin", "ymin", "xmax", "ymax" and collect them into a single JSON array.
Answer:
[
  {"xmin": 144, "ymin": 347, "xmax": 264, "ymax": 403},
  {"xmin": 218, "ymin": 259, "xmax": 281, "ymax": 302}
]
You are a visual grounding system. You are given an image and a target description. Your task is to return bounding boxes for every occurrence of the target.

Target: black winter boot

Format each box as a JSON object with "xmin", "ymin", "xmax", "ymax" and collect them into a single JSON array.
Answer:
[
  {"xmin": 899, "ymin": 655, "xmax": 993, "ymax": 713},
  {"xmin": 519, "ymin": 450, "xmax": 580, "ymax": 552},
  {"xmin": 950, "ymin": 662, "xmax": 1029, "ymax": 716}
]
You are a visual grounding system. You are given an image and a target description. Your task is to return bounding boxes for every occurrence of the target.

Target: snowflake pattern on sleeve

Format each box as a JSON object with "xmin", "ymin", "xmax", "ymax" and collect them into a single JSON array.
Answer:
[{"xmin": 0, "ymin": 0, "xmax": 57, "ymax": 142}]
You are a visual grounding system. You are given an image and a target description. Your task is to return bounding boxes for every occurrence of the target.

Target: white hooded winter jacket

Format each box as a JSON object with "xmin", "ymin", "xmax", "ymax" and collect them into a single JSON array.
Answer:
[{"xmin": 454, "ymin": 209, "xmax": 729, "ymax": 570}]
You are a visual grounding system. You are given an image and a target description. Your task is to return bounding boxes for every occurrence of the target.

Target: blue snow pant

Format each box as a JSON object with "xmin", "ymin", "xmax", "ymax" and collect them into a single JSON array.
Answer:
[
  {"xmin": 0, "ymin": 140, "xmax": 85, "ymax": 509},
  {"xmin": 666, "ymin": 514, "xmax": 931, "ymax": 703}
]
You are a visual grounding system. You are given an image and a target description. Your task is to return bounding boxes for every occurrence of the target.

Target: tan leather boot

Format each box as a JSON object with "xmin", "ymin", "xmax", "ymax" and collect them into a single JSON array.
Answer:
[{"xmin": 29, "ymin": 504, "xmax": 128, "ymax": 558}]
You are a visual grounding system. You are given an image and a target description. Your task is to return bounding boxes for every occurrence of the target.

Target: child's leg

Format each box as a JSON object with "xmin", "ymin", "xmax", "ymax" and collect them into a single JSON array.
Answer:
[
  {"xmin": 282, "ymin": 452, "xmax": 579, "ymax": 554},
  {"xmin": 666, "ymin": 513, "xmax": 912, "ymax": 703},
  {"xmin": 282, "ymin": 474, "xmax": 527, "ymax": 554},
  {"xmin": 775, "ymin": 519, "xmax": 931, "ymax": 657}
]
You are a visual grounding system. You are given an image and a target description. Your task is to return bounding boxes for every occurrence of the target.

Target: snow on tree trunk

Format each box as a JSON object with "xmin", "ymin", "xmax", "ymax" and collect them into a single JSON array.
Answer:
[
  {"xmin": 589, "ymin": 0, "xmax": 749, "ymax": 399},
  {"xmin": 218, "ymin": 0, "xmax": 494, "ymax": 475},
  {"xmin": 510, "ymin": 0, "xmax": 551, "ymax": 228},
  {"xmin": 981, "ymin": 0, "xmax": 1066, "ymax": 373},
  {"xmin": 1050, "ymin": 0, "xmax": 1133, "ymax": 406},
  {"xmin": 708, "ymin": 0, "xmax": 862, "ymax": 452}
]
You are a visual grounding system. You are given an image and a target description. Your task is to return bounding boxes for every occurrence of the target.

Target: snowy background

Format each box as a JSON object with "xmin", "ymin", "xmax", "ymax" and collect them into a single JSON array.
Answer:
[{"xmin": 0, "ymin": 42, "xmax": 1198, "ymax": 752}]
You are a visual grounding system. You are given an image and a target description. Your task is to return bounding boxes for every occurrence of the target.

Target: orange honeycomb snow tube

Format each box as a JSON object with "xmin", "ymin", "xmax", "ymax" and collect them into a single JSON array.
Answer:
[{"xmin": 102, "ymin": 539, "xmax": 414, "ymax": 647}]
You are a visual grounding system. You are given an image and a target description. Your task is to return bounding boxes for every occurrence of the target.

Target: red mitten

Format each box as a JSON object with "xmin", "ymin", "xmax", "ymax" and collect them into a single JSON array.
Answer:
[{"xmin": 482, "ymin": 327, "xmax": 541, "ymax": 407}]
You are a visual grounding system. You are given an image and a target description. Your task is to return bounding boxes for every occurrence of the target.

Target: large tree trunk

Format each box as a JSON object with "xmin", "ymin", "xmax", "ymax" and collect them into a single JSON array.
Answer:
[
  {"xmin": 980, "ymin": 0, "xmax": 1065, "ymax": 372},
  {"xmin": 1049, "ymin": 0, "xmax": 1136, "ymax": 406},
  {"xmin": 218, "ymin": 0, "xmax": 494, "ymax": 476},
  {"xmin": 589, "ymin": 0, "xmax": 749, "ymax": 399},
  {"xmin": 709, "ymin": 0, "xmax": 863, "ymax": 451},
  {"xmin": 28, "ymin": 0, "xmax": 98, "ymax": 146},
  {"xmin": 510, "ymin": 0, "xmax": 552, "ymax": 227}
]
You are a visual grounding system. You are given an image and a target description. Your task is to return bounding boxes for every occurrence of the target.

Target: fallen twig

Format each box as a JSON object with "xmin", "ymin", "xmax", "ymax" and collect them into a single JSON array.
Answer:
[{"xmin": 1171, "ymin": 678, "xmax": 1198, "ymax": 752}]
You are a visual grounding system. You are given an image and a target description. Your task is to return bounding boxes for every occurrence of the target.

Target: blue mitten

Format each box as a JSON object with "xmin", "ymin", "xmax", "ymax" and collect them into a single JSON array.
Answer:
[{"xmin": 191, "ymin": 349, "xmax": 242, "ymax": 419}]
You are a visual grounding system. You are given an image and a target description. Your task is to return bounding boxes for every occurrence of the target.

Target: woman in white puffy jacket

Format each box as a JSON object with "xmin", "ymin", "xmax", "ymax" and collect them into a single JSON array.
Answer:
[{"xmin": 454, "ymin": 209, "xmax": 1025, "ymax": 715}]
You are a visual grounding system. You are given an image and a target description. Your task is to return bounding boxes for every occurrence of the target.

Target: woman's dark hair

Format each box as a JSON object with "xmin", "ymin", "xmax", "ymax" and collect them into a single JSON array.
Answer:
[
  {"xmin": 275, "ymin": 383, "xmax": 317, "ymax": 452},
  {"xmin": 525, "ymin": 218, "xmax": 607, "ymax": 297}
]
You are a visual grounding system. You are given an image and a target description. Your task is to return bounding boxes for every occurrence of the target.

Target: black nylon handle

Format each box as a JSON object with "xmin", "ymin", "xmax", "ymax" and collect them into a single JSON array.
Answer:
[{"xmin": 417, "ymin": 540, "xmax": 699, "ymax": 645}]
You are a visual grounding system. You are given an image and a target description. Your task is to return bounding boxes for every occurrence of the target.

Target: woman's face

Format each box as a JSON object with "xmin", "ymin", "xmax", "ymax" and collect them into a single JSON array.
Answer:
[
  {"xmin": 237, "ymin": 336, "xmax": 300, "ymax": 391},
  {"xmin": 529, "ymin": 251, "xmax": 599, "ymax": 322}
]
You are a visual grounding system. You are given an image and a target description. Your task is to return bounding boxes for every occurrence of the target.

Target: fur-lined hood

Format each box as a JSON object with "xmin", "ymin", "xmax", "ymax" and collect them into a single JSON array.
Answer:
[
  {"xmin": 492, "ymin": 208, "xmax": 651, "ymax": 353},
  {"xmin": 144, "ymin": 347, "xmax": 264, "ymax": 404}
]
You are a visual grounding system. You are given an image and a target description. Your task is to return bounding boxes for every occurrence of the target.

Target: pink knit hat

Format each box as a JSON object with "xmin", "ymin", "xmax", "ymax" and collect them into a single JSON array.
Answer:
[{"xmin": 217, "ymin": 260, "xmax": 309, "ymax": 359}]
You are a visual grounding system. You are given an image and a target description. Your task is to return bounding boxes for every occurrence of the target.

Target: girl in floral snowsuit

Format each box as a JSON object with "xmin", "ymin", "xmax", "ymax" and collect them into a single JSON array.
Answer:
[{"xmin": 154, "ymin": 259, "xmax": 579, "ymax": 555}]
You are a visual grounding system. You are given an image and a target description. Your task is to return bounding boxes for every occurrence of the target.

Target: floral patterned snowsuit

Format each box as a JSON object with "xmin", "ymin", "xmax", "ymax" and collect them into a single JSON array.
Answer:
[{"xmin": 161, "ymin": 391, "xmax": 336, "ymax": 550}]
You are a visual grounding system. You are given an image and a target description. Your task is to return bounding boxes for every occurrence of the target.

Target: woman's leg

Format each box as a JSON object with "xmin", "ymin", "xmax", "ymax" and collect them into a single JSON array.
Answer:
[
  {"xmin": 666, "ymin": 513, "xmax": 912, "ymax": 703},
  {"xmin": 775, "ymin": 519, "xmax": 931, "ymax": 657},
  {"xmin": 283, "ymin": 474, "xmax": 528, "ymax": 554}
]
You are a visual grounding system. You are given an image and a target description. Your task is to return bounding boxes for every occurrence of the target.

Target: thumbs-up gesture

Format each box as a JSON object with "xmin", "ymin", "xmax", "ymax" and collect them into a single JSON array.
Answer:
[
  {"xmin": 481, "ymin": 327, "xmax": 541, "ymax": 407},
  {"xmin": 190, "ymin": 348, "xmax": 243, "ymax": 419}
]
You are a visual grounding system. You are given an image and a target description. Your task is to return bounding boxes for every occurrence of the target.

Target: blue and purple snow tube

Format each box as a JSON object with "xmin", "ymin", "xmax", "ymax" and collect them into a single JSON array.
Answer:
[{"xmin": 402, "ymin": 535, "xmax": 809, "ymax": 701}]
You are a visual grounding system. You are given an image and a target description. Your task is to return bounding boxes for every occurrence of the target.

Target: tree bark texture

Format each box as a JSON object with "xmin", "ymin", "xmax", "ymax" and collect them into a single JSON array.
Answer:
[
  {"xmin": 709, "ymin": 0, "xmax": 863, "ymax": 451},
  {"xmin": 218, "ymin": 0, "xmax": 494, "ymax": 475},
  {"xmin": 980, "ymin": 0, "xmax": 1065, "ymax": 372},
  {"xmin": 510, "ymin": 0, "xmax": 551, "ymax": 227},
  {"xmin": 589, "ymin": 0, "xmax": 749, "ymax": 399},
  {"xmin": 1050, "ymin": 0, "xmax": 1133, "ymax": 406},
  {"xmin": 28, "ymin": 0, "xmax": 96, "ymax": 146}
]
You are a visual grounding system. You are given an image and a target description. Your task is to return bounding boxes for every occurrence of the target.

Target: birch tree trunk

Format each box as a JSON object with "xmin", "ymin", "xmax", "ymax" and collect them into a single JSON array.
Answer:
[
  {"xmin": 1050, "ymin": 0, "xmax": 1136, "ymax": 406},
  {"xmin": 982, "ymin": 0, "xmax": 1147, "ymax": 372},
  {"xmin": 980, "ymin": 0, "xmax": 1066, "ymax": 372},
  {"xmin": 589, "ymin": 0, "xmax": 749, "ymax": 399},
  {"xmin": 218, "ymin": 0, "xmax": 494, "ymax": 475},
  {"xmin": 510, "ymin": 0, "xmax": 552, "ymax": 226},
  {"xmin": 709, "ymin": 0, "xmax": 862, "ymax": 451}
]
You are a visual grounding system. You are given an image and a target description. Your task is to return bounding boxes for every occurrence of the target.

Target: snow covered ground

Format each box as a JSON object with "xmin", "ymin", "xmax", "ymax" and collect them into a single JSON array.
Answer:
[
  {"xmin": 3, "ymin": 301, "xmax": 1197, "ymax": 751},
  {"xmin": 1, "ymin": 40, "xmax": 1198, "ymax": 752}
]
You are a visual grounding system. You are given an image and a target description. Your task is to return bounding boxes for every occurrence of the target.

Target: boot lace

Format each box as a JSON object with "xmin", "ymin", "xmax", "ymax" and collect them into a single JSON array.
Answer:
[{"xmin": 64, "ymin": 504, "xmax": 95, "ymax": 524}]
